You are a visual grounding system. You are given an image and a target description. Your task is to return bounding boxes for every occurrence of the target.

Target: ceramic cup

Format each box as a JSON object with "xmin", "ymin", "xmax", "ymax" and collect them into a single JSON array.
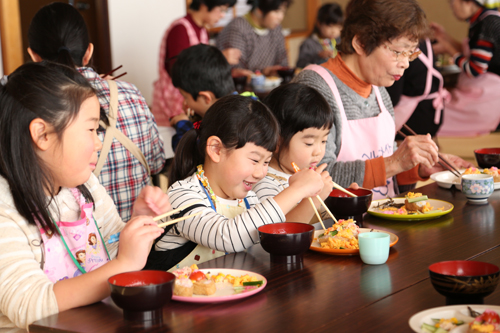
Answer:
[
  {"xmin": 251, "ymin": 74, "xmax": 265, "ymax": 87},
  {"xmin": 461, "ymin": 174, "xmax": 494, "ymax": 205},
  {"xmin": 358, "ymin": 232, "xmax": 390, "ymax": 265}
]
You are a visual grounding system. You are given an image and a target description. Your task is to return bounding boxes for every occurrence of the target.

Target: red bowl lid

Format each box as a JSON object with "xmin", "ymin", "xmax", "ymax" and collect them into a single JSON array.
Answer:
[
  {"xmin": 429, "ymin": 260, "xmax": 499, "ymax": 276},
  {"xmin": 258, "ymin": 222, "xmax": 314, "ymax": 234},
  {"xmin": 475, "ymin": 148, "xmax": 500, "ymax": 155},
  {"xmin": 108, "ymin": 270, "xmax": 175, "ymax": 287},
  {"xmin": 329, "ymin": 188, "xmax": 372, "ymax": 198}
]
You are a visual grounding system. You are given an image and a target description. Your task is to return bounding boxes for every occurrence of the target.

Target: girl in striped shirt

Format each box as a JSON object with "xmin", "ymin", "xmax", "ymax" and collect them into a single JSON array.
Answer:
[
  {"xmin": 0, "ymin": 62, "xmax": 170, "ymax": 329},
  {"xmin": 150, "ymin": 95, "xmax": 324, "ymax": 270}
]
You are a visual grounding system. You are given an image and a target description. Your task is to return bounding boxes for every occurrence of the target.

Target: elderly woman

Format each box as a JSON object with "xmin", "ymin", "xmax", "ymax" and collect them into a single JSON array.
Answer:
[
  {"xmin": 294, "ymin": 0, "xmax": 472, "ymax": 199},
  {"xmin": 216, "ymin": 0, "xmax": 291, "ymax": 77}
]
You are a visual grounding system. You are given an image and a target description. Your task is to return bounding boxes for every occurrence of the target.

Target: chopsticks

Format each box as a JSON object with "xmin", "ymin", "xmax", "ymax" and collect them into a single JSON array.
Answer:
[
  {"xmin": 397, "ymin": 124, "xmax": 461, "ymax": 178},
  {"xmin": 291, "ymin": 162, "xmax": 337, "ymax": 229},
  {"xmin": 108, "ymin": 199, "xmax": 204, "ymax": 244},
  {"xmin": 332, "ymin": 181, "xmax": 357, "ymax": 197},
  {"xmin": 102, "ymin": 65, "xmax": 127, "ymax": 81}
]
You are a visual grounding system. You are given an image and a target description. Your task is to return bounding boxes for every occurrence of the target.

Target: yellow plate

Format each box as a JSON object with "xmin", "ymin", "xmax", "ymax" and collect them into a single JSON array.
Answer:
[
  {"xmin": 367, "ymin": 198, "xmax": 454, "ymax": 221},
  {"xmin": 309, "ymin": 228, "xmax": 398, "ymax": 256}
]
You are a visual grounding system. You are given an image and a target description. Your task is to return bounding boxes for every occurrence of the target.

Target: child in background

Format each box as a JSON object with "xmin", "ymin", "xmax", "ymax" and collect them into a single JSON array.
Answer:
[
  {"xmin": 0, "ymin": 62, "xmax": 170, "ymax": 329},
  {"xmin": 170, "ymin": 44, "xmax": 236, "ymax": 151},
  {"xmin": 254, "ymin": 83, "xmax": 334, "ymax": 223},
  {"xmin": 296, "ymin": 3, "xmax": 344, "ymax": 68},
  {"xmin": 148, "ymin": 95, "xmax": 324, "ymax": 270},
  {"xmin": 28, "ymin": 2, "xmax": 166, "ymax": 222},
  {"xmin": 152, "ymin": 0, "xmax": 240, "ymax": 128}
]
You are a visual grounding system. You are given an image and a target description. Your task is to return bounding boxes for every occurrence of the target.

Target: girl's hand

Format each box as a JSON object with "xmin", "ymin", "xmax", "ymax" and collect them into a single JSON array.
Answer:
[
  {"xmin": 222, "ymin": 48, "xmax": 242, "ymax": 65},
  {"xmin": 418, "ymin": 153, "xmax": 473, "ymax": 178},
  {"xmin": 385, "ymin": 134, "xmax": 439, "ymax": 178},
  {"xmin": 315, "ymin": 163, "xmax": 334, "ymax": 200},
  {"xmin": 132, "ymin": 186, "xmax": 171, "ymax": 218},
  {"xmin": 288, "ymin": 168, "xmax": 324, "ymax": 198},
  {"xmin": 116, "ymin": 216, "xmax": 164, "ymax": 271}
]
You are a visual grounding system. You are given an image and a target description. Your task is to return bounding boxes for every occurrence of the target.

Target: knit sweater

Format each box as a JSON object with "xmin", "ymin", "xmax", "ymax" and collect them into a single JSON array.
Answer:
[
  {"xmin": 292, "ymin": 65, "xmax": 395, "ymax": 188},
  {"xmin": 0, "ymin": 174, "xmax": 124, "ymax": 329}
]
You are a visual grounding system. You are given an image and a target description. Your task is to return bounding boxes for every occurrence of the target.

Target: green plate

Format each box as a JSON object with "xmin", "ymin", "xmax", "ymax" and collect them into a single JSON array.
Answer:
[{"xmin": 367, "ymin": 198, "xmax": 454, "ymax": 221}]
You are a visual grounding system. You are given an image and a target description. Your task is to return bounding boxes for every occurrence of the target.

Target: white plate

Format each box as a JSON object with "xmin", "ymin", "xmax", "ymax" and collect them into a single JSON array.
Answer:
[
  {"xmin": 430, "ymin": 169, "xmax": 500, "ymax": 190},
  {"xmin": 408, "ymin": 304, "xmax": 500, "ymax": 332}
]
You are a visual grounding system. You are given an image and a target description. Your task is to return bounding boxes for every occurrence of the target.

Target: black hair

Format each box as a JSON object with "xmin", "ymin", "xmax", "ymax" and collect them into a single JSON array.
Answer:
[
  {"xmin": 247, "ymin": 0, "xmax": 293, "ymax": 16},
  {"xmin": 28, "ymin": 2, "xmax": 89, "ymax": 68},
  {"xmin": 313, "ymin": 3, "xmax": 344, "ymax": 36},
  {"xmin": 172, "ymin": 44, "xmax": 235, "ymax": 100},
  {"xmin": 262, "ymin": 83, "xmax": 333, "ymax": 169},
  {"xmin": 0, "ymin": 61, "xmax": 96, "ymax": 235},
  {"xmin": 169, "ymin": 95, "xmax": 279, "ymax": 184},
  {"xmin": 190, "ymin": 0, "xmax": 237, "ymax": 10}
]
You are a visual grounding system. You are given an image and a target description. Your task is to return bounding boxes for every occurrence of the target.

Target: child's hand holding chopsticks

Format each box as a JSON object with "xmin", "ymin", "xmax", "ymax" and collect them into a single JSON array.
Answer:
[{"xmin": 132, "ymin": 185, "xmax": 172, "ymax": 218}]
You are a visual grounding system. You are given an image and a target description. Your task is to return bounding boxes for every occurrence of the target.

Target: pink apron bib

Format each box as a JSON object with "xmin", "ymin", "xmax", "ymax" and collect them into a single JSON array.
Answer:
[
  {"xmin": 305, "ymin": 65, "xmax": 396, "ymax": 199},
  {"xmin": 39, "ymin": 188, "xmax": 110, "ymax": 282},
  {"xmin": 152, "ymin": 18, "xmax": 208, "ymax": 127},
  {"xmin": 394, "ymin": 38, "xmax": 451, "ymax": 131},
  {"xmin": 438, "ymin": 11, "xmax": 500, "ymax": 137}
]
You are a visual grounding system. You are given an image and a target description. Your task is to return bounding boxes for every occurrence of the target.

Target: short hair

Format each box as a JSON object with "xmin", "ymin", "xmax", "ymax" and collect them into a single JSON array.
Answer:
[
  {"xmin": 317, "ymin": 3, "xmax": 344, "ymax": 26},
  {"xmin": 171, "ymin": 44, "xmax": 235, "ymax": 100},
  {"xmin": 190, "ymin": 0, "xmax": 237, "ymax": 11},
  {"xmin": 247, "ymin": 0, "xmax": 293, "ymax": 16},
  {"xmin": 263, "ymin": 83, "xmax": 333, "ymax": 169},
  {"xmin": 339, "ymin": 0, "xmax": 428, "ymax": 56}
]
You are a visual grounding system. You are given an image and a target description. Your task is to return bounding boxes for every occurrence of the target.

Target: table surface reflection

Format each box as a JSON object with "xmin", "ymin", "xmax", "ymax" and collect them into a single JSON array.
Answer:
[{"xmin": 29, "ymin": 183, "xmax": 500, "ymax": 333}]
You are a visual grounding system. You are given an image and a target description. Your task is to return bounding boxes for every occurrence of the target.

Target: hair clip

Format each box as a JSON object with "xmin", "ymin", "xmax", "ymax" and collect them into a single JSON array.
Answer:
[
  {"xmin": 193, "ymin": 121, "xmax": 202, "ymax": 130},
  {"xmin": 0, "ymin": 75, "xmax": 8, "ymax": 86}
]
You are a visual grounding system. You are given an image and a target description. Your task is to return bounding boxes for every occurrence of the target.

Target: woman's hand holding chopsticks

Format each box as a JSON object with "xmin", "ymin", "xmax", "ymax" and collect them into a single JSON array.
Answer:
[{"xmin": 418, "ymin": 152, "xmax": 473, "ymax": 178}]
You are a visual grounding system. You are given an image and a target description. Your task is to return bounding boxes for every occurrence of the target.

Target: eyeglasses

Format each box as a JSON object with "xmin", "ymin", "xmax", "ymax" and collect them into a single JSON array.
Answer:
[{"xmin": 383, "ymin": 44, "xmax": 421, "ymax": 62}]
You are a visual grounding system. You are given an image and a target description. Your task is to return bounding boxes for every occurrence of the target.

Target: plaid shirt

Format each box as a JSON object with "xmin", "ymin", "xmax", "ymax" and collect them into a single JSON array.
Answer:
[{"xmin": 78, "ymin": 67, "xmax": 166, "ymax": 221}]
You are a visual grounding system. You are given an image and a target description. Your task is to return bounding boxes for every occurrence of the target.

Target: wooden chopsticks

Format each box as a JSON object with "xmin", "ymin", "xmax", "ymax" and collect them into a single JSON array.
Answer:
[
  {"xmin": 291, "ymin": 162, "xmax": 337, "ymax": 229},
  {"xmin": 397, "ymin": 124, "xmax": 461, "ymax": 178},
  {"xmin": 102, "ymin": 65, "xmax": 127, "ymax": 81}
]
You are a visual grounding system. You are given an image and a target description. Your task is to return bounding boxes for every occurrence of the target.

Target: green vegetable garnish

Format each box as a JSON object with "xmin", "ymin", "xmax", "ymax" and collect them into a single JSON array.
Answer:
[
  {"xmin": 243, "ymin": 281, "xmax": 263, "ymax": 286},
  {"xmin": 407, "ymin": 195, "xmax": 428, "ymax": 203}
]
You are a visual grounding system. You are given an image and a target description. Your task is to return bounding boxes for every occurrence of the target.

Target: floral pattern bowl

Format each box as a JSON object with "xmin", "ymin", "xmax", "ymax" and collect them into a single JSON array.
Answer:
[{"xmin": 461, "ymin": 174, "xmax": 494, "ymax": 205}]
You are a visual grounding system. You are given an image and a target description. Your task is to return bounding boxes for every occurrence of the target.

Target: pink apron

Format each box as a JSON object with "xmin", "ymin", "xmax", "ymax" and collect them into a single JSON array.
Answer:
[
  {"xmin": 152, "ymin": 17, "xmax": 208, "ymax": 127},
  {"xmin": 438, "ymin": 11, "xmax": 500, "ymax": 137},
  {"xmin": 305, "ymin": 65, "xmax": 396, "ymax": 199},
  {"xmin": 394, "ymin": 38, "xmax": 451, "ymax": 131},
  {"xmin": 39, "ymin": 188, "xmax": 110, "ymax": 282}
]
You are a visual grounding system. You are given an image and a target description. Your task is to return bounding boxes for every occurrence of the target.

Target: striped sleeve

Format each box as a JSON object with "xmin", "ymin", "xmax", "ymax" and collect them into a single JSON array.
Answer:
[
  {"xmin": 156, "ymin": 175, "xmax": 285, "ymax": 253},
  {"xmin": 253, "ymin": 175, "xmax": 287, "ymax": 201},
  {"xmin": 455, "ymin": 39, "xmax": 494, "ymax": 77}
]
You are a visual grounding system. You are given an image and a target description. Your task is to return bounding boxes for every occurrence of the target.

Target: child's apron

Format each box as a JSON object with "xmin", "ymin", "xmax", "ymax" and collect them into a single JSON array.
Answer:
[
  {"xmin": 38, "ymin": 189, "xmax": 110, "ymax": 282},
  {"xmin": 438, "ymin": 11, "xmax": 500, "ymax": 137},
  {"xmin": 393, "ymin": 38, "xmax": 451, "ymax": 131},
  {"xmin": 152, "ymin": 17, "xmax": 208, "ymax": 126},
  {"xmin": 305, "ymin": 65, "xmax": 396, "ymax": 199},
  {"xmin": 168, "ymin": 187, "xmax": 250, "ymax": 271}
]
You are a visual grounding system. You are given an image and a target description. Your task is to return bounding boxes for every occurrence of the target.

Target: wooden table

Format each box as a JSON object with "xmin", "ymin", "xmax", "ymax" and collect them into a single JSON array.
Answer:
[{"xmin": 29, "ymin": 183, "xmax": 500, "ymax": 333}]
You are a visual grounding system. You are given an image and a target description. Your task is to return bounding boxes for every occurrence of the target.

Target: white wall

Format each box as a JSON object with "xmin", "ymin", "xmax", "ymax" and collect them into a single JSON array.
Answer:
[{"xmin": 107, "ymin": 0, "xmax": 186, "ymax": 104}]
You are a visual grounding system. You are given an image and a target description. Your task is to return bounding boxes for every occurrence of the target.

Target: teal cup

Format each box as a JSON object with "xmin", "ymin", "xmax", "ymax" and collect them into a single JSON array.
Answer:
[{"xmin": 358, "ymin": 232, "xmax": 390, "ymax": 265}]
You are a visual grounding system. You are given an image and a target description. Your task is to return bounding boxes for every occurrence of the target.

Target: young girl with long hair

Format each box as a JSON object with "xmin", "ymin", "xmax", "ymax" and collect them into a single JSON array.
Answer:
[
  {"xmin": 150, "ymin": 94, "xmax": 324, "ymax": 270},
  {"xmin": 254, "ymin": 83, "xmax": 335, "ymax": 222},
  {"xmin": 0, "ymin": 62, "xmax": 170, "ymax": 329}
]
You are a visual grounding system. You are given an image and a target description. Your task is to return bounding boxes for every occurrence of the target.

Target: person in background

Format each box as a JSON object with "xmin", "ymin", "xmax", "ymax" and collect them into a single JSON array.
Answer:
[
  {"xmin": 296, "ymin": 3, "xmax": 344, "ymax": 68},
  {"xmin": 152, "ymin": 0, "xmax": 239, "ymax": 128},
  {"xmin": 170, "ymin": 44, "xmax": 235, "ymax": 151},
  {"xmin": 216, "ymin": 0, "xmax": 292, "ymax": 78},
  {"xmin": 147, "ymin": 95, "xmax": 324, "ymax": 270},
  {"xmin": 293, "ymin": 0, "xmax": 472, "ymax": 200},
  {"xmin": 0, "ymin": 61, "xmax": 169, "ymax": 330},
  {"xmin": 431, "ymin": 0, "xmax": 500, "ymax": 136},
  {"xmin": 254, "ymin": 83, "xmax": 334, "ymax": 223},
  {"xmin": 386, "ymin": 38, "xmax": 450, "ymax": 138},
  {"xmin": 28, "ymin": 2, "xmax": 166, "ymax": 221}
]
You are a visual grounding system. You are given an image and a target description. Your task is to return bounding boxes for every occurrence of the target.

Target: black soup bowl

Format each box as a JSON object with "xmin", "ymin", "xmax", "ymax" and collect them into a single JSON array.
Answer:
[
  {"xmin": 108, "ymin": 270, "xmax": 176, "ymax": 322},
  {"xmin": 258, "ymin": 222, "xmax": 314, "ymax": 264},
  {"xmin": 324, "ymin": 188, "xmax": 373, "ymax": 226},
  {"xmin": 474, "ymin": 148, "xmax": 500, "ymax": 168}
]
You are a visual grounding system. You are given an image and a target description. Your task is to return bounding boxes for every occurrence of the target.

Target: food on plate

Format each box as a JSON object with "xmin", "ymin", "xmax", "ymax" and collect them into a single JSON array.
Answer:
[
  {"xmin": 468, "ymin": 309, "xmax": 500, "ymax": 333},
  {"xmin": 374, "ymin": 193, "xmax": 444, "ymax": 215},
  {"xmin": 482, "ymin": 167, "xmax": 500, "ymax": 182},
  {"xmin": 172, "ymin": 265, "xmax": 263, "ymax": 297},
  {"xmin": 463, "ymin": 167, "xmax": 482, "ymax": 175},
  {"xmin": 316, "ymin": 219, "xmax": 359, "ymax": 250},
  {"xmin": 420, "ymin": 317, "xmax": 465, "ymax": 333}
]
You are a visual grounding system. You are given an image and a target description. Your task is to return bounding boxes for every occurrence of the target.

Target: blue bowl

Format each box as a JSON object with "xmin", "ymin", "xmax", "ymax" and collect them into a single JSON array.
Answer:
[{"xmin": 461, "ymin": 174, "xmax": 494, "ymax": 205}]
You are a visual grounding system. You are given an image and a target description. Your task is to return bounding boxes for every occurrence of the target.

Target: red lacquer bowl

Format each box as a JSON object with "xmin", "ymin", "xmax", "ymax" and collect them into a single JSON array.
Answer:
[
  {"xmin": 474, "ymin": 148, "xmax": 500, "ymax": 168},
  {"xmin": 324, "ymin": 188, "xmax": 373, "ymax": 226}
]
